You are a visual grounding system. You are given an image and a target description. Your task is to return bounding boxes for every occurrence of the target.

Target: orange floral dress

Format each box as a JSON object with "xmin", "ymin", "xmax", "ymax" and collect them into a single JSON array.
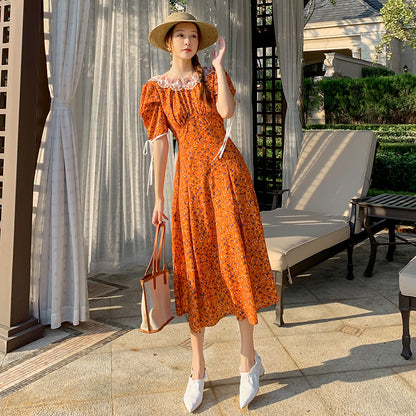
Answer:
[{"xmin": 140, "ymin": 67, "xmax": 278, "ymax": 332}]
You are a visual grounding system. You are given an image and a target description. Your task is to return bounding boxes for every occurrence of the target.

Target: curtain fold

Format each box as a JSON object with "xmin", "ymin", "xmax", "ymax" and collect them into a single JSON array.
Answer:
[
  {"xmin": 31, "ymin": 0, "xmax": 90, "ymax": 329},
  {"xmin": 186, "ymin": 0, "xmax": 253, "ymax": 175},
  {"xmin": 74, "ymin": 0, "xmax": 172, "ymax": 274},
  {"xmin": 273, "ymin": 0, "xmax": 304, "ymax": 203}
]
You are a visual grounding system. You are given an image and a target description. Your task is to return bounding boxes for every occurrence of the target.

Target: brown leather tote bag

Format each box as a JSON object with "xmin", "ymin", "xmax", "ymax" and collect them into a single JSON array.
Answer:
[{"xmin": 140, "ymin": 222, "xmax": 174, "ymax": 333}]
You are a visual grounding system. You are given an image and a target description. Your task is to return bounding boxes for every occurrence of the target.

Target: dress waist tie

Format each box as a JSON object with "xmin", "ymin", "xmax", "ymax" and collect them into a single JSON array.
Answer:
[{"xmin": 213, "ymin": 115, "xmax": 234, "ymax": 161}]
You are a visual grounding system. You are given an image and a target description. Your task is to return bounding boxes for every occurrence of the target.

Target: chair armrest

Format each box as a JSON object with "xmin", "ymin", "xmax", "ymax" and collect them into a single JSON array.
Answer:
[
  {"xmin": 351, "ymin": 196, "xmax": 370, "ymax": 205},
  {"xmin": 349, "ymin": 196, "xmax": 371, "ymax": 235},
  {"xmin": 271, "ymin": 189, "xmax": 290, "ymax": 210},
  {"xmin": 349, "ymin": 198, "xmax": 359, "ymax": 236}
]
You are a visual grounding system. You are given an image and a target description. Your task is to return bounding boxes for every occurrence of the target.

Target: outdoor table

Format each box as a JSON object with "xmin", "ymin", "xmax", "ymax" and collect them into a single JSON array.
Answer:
[{"xmin": 357, "ymin": 193, "xmax": 416, "ymax": 277}]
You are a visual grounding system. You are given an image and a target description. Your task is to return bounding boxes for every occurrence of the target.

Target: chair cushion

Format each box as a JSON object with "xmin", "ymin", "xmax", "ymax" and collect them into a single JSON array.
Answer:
[
  {"xmin": 399, "ymin": 256, "xmax": 416, "ymax": 297},
  {"xmin": 261, "ymin": 208, "xmax": 350, "ymax": 272},
  {"xmin": 286, "ymin": 130, "xmax": 377, "ymax": 218}
]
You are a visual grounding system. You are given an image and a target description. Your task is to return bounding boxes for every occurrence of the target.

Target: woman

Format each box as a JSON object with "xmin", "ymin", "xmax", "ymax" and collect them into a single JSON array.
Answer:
[{"xmin": 140, "ymin": 12, "xmax": 278, "ymax": 412}]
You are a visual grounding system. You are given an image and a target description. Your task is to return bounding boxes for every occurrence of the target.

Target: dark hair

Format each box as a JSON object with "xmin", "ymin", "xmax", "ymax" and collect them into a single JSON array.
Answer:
[{"xmin": 164, "ymin": 23, "xmax": 211, "ymax": 104}]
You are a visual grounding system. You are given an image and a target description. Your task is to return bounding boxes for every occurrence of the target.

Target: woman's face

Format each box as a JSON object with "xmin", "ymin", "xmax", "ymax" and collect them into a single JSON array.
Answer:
[{"xmin": 168, "ymin": 22, "xmax": 199, "ymax": 60}]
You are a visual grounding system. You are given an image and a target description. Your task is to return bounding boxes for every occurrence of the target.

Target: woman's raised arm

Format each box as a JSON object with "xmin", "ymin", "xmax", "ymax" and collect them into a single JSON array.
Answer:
[{"xmin": 212, "ymin": 36, "xmax": 235, "ymax": 119}]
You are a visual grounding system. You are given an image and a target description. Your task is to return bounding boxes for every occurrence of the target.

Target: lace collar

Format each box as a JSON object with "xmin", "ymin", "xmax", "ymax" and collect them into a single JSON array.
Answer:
[{"xmin": 150, "ymin": 67, "xmax": 214, "ymax": 91}]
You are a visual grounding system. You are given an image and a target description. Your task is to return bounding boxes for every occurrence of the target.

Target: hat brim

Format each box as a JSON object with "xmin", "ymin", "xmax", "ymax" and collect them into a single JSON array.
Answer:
[{"xmin": 148, "ymin": 20, "xmax": 218, "ymax": 52}]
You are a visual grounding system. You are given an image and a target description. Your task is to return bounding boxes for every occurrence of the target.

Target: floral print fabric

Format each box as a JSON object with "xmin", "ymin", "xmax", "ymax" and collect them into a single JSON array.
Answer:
[{"xmin": 140, "ymin": 67, "xmax": 278, "ymax": 332}]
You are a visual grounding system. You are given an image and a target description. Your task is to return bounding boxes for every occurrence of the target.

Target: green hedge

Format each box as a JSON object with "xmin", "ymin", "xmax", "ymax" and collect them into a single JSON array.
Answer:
[
  {"xmin": 362, "ymin": 67, "xmax": 395, "ymax": 77},
  {"xmin": 305, "ymin": 74, "xmax": 416, "ymax": 124},
  {"xmin": 304, "ymin": 124, "xmax": 416, "ymax": 193},
  {"xmin": 306, "ymin": 124, "xmax": 416, "ymax": 132},
  {"xmin": 380, "ymin": 143, "xmax": 416, "ymax": 154},
  {"xmin": 372, "ymin": 152, "xmax": 416, "ymax": 193},
  {"xmin": 306, "ymin": 124, "xmax": 416, "ymax": 144}
]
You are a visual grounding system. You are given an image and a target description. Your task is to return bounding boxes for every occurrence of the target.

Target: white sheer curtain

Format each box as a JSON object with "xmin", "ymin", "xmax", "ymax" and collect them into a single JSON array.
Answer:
[
  {"xmin": 31, "ymin": 0, "xmax": 90, "ymax": 329},
  {"xmin": 186, "ymin": 0, "xmax": 253, "ymax": 175},
  {"xmin": 74, "ymin": 0, "xmax": 173, "ymax": 274},
  {"xmin": 274, "ymin": 0, "xmax": 304, "ymax": 202}
]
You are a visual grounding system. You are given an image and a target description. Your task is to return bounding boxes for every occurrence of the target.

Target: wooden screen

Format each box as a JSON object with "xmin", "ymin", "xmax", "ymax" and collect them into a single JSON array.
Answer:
[
  {"xmin": 251, "ymin": 0, "xmax": 284, "ymax": 210},
  {"xmin": 0, "ymin": 1, "xmax": 10, "ymax": 228}
]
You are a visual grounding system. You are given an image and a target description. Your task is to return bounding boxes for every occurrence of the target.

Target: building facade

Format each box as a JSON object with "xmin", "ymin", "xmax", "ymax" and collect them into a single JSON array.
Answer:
[{"xmin": 304, "ymin": 0, "xmax": 416, "ymax": 77}]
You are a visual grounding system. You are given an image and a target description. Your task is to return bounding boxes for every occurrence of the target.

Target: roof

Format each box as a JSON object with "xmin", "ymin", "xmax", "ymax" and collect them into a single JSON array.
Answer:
[
  {"xmin": 362, "ymin": 0, "xmax": 386, "ymax": 10},
  {"xmin": 305, "ymin": 0, "xmax": 387, "ymax": 24}
]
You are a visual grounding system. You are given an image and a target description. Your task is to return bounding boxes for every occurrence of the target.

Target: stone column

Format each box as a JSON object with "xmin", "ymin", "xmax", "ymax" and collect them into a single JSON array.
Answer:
[
  {"xmin": 352, "ymin": 48, "xmax": 361, "ymax": 59},
  {"xmin": 0, "ymin": 0, "xmax": 45, "ymax": 353}
]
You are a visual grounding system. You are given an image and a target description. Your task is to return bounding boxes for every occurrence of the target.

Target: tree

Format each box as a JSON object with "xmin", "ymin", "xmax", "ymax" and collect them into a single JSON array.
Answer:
[
  {"xmin": 376, "ymin": 0, "xmax": 416, "ymax": 59},
  {"xmin": 170, "ymin": 0, "xmax": 186, "ymax": 12}
]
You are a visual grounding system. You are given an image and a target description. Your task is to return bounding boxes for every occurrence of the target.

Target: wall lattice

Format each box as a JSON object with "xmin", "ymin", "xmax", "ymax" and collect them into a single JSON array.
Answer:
[
  {"xmin": 0, "ymin": 1, "xmax": 10, "ymax": 228},
  {"xmin": 252, "ymin": 0, "xmax": 284, "ymax": 210}
]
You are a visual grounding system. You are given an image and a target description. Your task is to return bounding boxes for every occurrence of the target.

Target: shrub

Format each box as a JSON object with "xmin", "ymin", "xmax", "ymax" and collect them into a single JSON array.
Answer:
[
  {"xmin": 379, "ymin": 142, "xmax": 416, "ymax": 154},
  {"xmin": 372, "ymin": 152, "xmax": 416, "ymax": 192},
  {"xmin": 304, "ymin": 124, "xmax": 416, "ymax": 143},
  {"xmin": 307, "ymin": 74, "xmax": 416, "ymax": 124},
  {"xmin": 362, "ymin": 66, "xmax": 395, "ymax": 77}
]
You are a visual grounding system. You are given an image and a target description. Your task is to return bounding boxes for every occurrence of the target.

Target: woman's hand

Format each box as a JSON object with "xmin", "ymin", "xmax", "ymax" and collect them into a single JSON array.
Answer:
[
  {"xmin": 212, "ymin": 36, "xmax": 226, "ymax": 69},
  {"xmin": 152, "ymin": 197, "xmax": 169, "ymax": 226},
  {"xmin": 212, "ymin": 36, "xmax": 235, "ymax": 119}
]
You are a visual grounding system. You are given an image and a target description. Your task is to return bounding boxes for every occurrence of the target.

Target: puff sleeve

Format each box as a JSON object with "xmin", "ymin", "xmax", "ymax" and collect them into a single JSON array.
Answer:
[{"xmin": 139, "ymin": 81, "xmax": 168, "ymax": 141}]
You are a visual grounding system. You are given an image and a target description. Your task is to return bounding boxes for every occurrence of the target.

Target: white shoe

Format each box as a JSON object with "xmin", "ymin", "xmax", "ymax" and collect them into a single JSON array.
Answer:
[
  {"xmin": 239, "ymin": 351, "xmax": 264, "ymax": 409},
  {"xmin": 184, "ymin": 370, "xmax": 206, "ymax": 413}
]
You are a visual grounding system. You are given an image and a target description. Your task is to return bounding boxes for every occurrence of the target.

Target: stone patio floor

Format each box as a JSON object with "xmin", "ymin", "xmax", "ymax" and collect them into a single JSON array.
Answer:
[{"xmin": 1, "ymin": 232, "xmax": 416, "ymax": 415}]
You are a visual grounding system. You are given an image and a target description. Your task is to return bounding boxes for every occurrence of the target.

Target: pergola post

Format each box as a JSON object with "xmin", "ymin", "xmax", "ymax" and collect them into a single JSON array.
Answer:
[{"xmin": 0, "ymin": 0, "xmax": 45, "ymax": 353}]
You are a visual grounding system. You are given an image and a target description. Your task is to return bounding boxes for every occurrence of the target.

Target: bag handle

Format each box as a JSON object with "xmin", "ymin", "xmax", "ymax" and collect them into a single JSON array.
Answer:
[
  {"xmin": 156, "ymin": 223, "xmax": 166, "ymax": 271},
  {"xmin": 155, "ymin": 222, "xmax": 166, "ymax": 272},
  {"xmin": 145, "ymin": 222, "xmax": 166, "ymax": 275}
]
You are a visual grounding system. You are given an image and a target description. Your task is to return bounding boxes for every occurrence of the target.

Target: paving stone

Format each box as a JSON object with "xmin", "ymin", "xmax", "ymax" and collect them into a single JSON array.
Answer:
[
  {"xmin": 392, "ymin": 365, "xmax": 416, "ymax": 393},
  {"xmin": 88, "ymin": 296, "xmax": 112, "ymax": 320},
  {"xmin": 109, "ymin": 291, "xmax": 141, "ymax": 319},
  {"xmin": 277, "ymin": 330, "xmax": 395, "ymax": 376},
  {"xmin": 360, "ymin": 265, "xmax": 402, "ymax": 289},
  {"xmin": 303, "ymin": 274, "xmax": 377, "ymax": 302},
  {"xmin": 112, "ymin": 389, "xmax": 221, "ymax": 416},
  {"xmin": 0, "ymin": 396, "xmax": 6, "ymax": 414},
  {"xmin": 203, "ymin": 336, "xmax": 301, "ymax": 385},
  {"xmin": 111, "ymin": 346, "xmax": 191, "ymax": 397},
  {"xmin": 1, "ymin": 400, "xmax": 112, "ymax": 416},
  {"xmin": 323, "ymin": 297, "xmax": 402, "ymax": 329},
  {"xmin": 260, "ymin": 303, "xmax": 345, "ymax": 336},
  {"xmin": 358, "ymin": 325, "xmax": 416, "ymax": 369},
  {"xmin": 110, "ymin": 316, "xmax": 141, "ymax": 329},
  {"xmin": 1, "ymin": 327, "xmax": 69, "ymax": 369},
  {"xmin": 213, "ymin": 376, "xmax": 331, "ymax": 415},
  {"xmin": 110, "ymin": 317, "xmax": 189, "ymax": 352},
  {"xmin": 306, "ymin": 368, "xmax": 416, "ymax": 416},
  {"xmin": 96, "ymin": 270, "xmax": 144, "ymax": 292},
  {"xmin": 1, "ymin": 231, "xmax": 415, "ymax": 415},
  {"xmin": 279, "ymin": 283, "xmax": 319, "ymax": 305},
  {"xmin": 5, "ymin": 352, "xmax": 112, "ymax": 407}
]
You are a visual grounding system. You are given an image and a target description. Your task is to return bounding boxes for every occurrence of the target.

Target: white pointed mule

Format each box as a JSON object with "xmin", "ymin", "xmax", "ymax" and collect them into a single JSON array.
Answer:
[
  {"xmin": 239, "ymin": 351, "xmax": 264, "ymax": 409},
  {"xmin": 184, "ymin": 370, "xmax": 206, "ymax": 413}
]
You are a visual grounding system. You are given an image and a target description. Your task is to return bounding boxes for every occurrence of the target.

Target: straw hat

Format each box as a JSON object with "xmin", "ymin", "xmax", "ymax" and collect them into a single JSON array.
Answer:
[{"xmin": 148, "ymin": 12, "xmax": 218, "ymax": 52}]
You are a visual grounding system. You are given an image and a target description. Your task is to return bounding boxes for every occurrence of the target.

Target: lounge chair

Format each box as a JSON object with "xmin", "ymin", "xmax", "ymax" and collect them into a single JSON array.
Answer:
[
  {"xmin": 399, "ymin": 255, "xmax": 416, "ymax": 360},
  {"xmin": 261, "ymin": 130, "xmax": 378, "ymax": 326}
]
